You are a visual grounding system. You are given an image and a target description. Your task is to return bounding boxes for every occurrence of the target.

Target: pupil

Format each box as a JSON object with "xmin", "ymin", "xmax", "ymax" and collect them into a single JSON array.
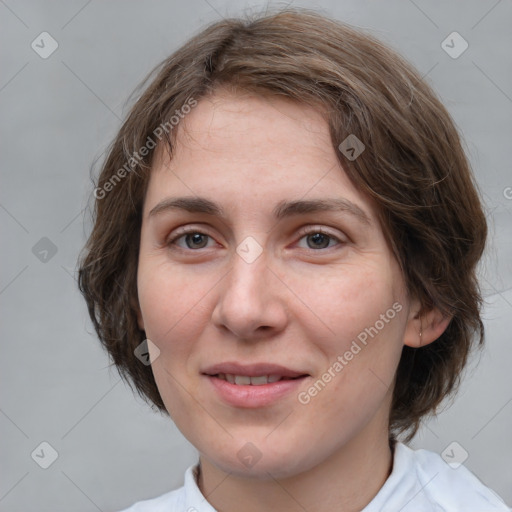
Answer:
[
  {"xmin": 187, "ymin": 233, "xmax": 207, "ymax": 249},
  {"xmin": 309, "ymin": 233, "xmax": 329, "ymax": 249}
]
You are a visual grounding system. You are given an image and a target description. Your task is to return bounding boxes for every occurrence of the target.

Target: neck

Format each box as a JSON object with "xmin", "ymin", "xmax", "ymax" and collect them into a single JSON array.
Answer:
[{"xmin": 197, "ymin": 423, "xmax": 394, "ymax": 512}]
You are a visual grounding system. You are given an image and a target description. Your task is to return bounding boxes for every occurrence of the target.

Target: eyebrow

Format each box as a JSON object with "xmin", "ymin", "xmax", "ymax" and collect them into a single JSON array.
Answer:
[{"xmin": 148, "ymin": 196, "xmax": 371, "ymax": 225}]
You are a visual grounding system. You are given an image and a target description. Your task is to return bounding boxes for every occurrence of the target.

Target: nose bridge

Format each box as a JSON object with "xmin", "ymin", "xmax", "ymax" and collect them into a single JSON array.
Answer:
[
  {"xmin": 213, "ymin": 247, "xmax": 287, "ymax": 338},
  {"xmin": 224, "ymin": 250, "xmax": 271, "ymax": 316}
]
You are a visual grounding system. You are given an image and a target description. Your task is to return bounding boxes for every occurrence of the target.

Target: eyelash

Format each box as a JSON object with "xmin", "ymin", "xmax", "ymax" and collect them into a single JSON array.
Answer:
[{"xmin": 166, "ymin": 226, "xmax": 345, "ymax": 252}]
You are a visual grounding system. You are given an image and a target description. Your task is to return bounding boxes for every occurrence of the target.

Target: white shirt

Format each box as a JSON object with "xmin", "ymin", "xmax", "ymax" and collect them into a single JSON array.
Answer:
[{"xmin": 120, "ymin": 442, "xmax": 510, "ymax": 511}]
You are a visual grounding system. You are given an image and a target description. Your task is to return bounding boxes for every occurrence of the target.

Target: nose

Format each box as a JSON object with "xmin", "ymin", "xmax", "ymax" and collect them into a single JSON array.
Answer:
[{"xmin": 211, "ymin": 250, "xmax": 289, "ymax": 341}]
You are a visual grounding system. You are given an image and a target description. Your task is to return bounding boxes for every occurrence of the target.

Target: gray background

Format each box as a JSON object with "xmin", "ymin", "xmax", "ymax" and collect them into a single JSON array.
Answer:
[{"xmin": 1, "ymin": 0, "xmax": 511, "ymax": 510}]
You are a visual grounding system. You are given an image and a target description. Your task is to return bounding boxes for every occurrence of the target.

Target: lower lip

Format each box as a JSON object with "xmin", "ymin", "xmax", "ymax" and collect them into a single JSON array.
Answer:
[{"xmin": 205, "ymin": 375, "xmax": 308, "ymax": 408}]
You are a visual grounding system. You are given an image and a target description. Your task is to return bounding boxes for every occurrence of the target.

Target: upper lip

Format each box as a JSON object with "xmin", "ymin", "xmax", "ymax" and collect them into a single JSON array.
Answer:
[{"xmin": 202, "ymin": 362, "xmax": 309, "ymax": 378}]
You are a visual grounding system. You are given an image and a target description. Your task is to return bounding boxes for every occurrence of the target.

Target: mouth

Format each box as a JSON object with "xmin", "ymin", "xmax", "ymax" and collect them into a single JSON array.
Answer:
[
  {"xmin": 202, "ymin": 362, "xmax": 309, "ymax": 379},
  {"xmin": 210, "ymin": 373, "xmax": 306, "ymax": 385},
  {"xmin": 202, "ymin": 363, "xmax": 310, "ymax": 407}
]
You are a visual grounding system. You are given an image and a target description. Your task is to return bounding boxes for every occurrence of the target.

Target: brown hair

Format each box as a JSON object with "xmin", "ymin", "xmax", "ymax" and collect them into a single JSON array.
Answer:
[{"xmin": 78, "ymin": 7, "xmax": 487, "ymax": 441}]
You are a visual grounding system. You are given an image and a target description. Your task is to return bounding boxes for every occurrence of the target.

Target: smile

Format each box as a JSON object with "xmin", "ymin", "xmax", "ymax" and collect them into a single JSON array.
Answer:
[
  {"xmin": 214, "ymin": 373, "xmax": 301, "ymax": 385},
  {"xmin": 205, "ymin": 373, "xmax": 309, "ymax": 408}
]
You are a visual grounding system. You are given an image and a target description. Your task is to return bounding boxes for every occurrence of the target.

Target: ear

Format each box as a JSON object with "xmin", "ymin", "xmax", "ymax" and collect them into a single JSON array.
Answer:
[{"xmin": 403, "ymin": 299, "xmax": 452, "ymax": 348}]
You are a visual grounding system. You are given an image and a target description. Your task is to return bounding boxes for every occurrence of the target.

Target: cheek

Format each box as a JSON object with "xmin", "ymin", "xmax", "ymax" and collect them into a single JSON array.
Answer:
[
  {"xmin": 137, "ymin": 261, "xmax": 214, "ymax": 422},
  {"xmin": 289, "ymin": 258, "xmax": 407, "ymax": 400},
  {"xmin": 286, "ymin": 258, "xmax": 402, "ymax": 344},
  {"xmin": 137, "ymin": 260, "xmax": 215, "ymax": 360}
]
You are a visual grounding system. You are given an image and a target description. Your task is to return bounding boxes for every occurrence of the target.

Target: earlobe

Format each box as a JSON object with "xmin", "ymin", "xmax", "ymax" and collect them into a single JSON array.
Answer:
[{"xmin": 404, "ymin": 303, "xmax": 452, "ymax": 348}]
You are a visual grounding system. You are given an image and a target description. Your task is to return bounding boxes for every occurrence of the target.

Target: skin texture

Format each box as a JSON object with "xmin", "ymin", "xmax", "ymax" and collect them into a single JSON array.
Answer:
[{"xmin": 136, "ymin": 90, "xmax": 449, "ymax": 511}]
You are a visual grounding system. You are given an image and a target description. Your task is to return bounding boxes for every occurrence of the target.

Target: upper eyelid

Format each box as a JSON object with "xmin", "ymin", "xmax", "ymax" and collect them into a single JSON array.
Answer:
[{"xmin": 295, "ymin": 225, "xmax": 345, "ymax": 241}]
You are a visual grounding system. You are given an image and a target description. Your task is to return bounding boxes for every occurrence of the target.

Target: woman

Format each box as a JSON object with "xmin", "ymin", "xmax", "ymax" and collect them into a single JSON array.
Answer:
[{"xmin": 78, "ymin": 8, "xmax": 510, "ymax": 511}]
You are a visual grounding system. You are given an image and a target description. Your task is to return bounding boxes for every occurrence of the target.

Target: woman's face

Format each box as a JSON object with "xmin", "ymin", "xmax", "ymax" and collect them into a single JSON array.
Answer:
[{"xmin": 137, "ymin": 91, "xmax": 417, "ymax": 478}]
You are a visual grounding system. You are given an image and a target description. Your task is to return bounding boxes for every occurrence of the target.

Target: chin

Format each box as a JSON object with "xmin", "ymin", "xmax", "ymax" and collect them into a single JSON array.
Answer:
[{"xmin": 199, "ymin": 434, "xmax": 330, "ymax": 481}]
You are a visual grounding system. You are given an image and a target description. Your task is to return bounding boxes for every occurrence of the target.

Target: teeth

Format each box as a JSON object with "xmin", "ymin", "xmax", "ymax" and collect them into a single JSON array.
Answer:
[
  {"xmin": 216, "ymin": 374, "xmax": 288, "ymax": 385},
  {"xmin": 234, "ymin": 375, "xmax": 251, "ymax": 385},
  {"xmin": 250, "ymin": 375, "xmax": 268, "ymax": 385}
]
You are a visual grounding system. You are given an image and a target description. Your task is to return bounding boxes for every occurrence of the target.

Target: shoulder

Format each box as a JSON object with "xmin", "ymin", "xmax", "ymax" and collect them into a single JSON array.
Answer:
[
  {"xmin": 118, "ymin": 464, "xmax": 216, "ymax": 512},
  {"xmin": 368, "ymin": 442, "xmax": 510, "ymax": 511}
]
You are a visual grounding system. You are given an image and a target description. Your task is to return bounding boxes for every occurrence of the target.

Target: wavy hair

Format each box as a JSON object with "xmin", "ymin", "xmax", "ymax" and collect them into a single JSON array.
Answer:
[{"xmin": 78, "ymin": 8, "xmax": 487, "ymax": 441}]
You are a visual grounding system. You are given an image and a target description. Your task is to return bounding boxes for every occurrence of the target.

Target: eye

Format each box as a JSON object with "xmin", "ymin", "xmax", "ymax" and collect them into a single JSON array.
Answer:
[
  {"xmin": 296, "ymin": 229, "xmax": 343, "ymax": 250},
  {"xmin": 166, "ymin": 227, "xmax": 344, "ymax": 252},
  {"xmin": 168, "ymin": 230, "xmax": 216, "ymax": 250}
]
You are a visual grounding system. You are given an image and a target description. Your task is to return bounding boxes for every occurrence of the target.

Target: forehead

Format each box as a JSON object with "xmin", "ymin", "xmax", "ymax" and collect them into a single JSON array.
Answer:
[
  {"xmin": 145, "ymin": 91, "xmax": 375, "ymax": 221},
  {"xmin": 191, "ymin": 90, "xmax": 329, "ymax": 144},
  {"xmin": 164, "ymin": 90, "xmax": 334, "ymax": 169}
]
